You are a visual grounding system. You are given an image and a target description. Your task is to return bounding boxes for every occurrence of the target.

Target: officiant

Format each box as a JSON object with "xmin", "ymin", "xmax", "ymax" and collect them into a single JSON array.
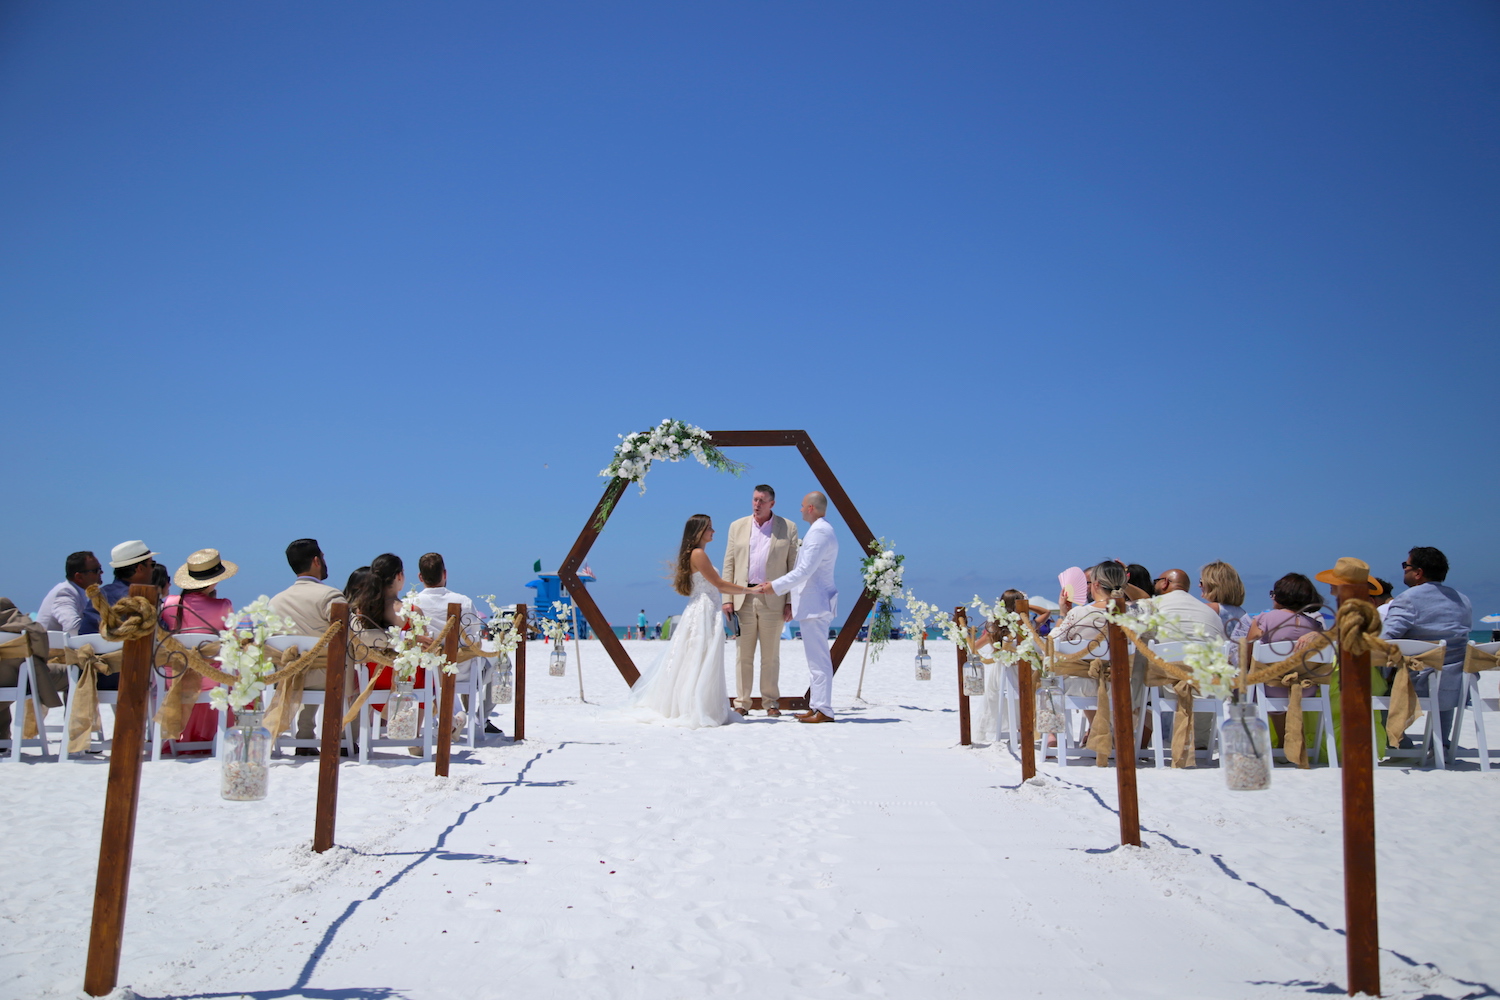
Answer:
[{"xmin": 721, "ymin": 485, "xmax": 799, "ymax": 717}]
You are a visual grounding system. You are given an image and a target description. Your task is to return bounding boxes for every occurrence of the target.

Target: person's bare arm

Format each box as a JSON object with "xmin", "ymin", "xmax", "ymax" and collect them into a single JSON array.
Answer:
[{"xmin": 691, "ymin": 549, "xmax": 754, "ymax": 596}]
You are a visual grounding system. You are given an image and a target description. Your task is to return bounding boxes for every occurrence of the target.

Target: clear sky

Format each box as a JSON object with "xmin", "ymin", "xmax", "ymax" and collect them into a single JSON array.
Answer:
[{"xmin": 3, "ymin": 1, "xmax": 1497, "ymax": 630}]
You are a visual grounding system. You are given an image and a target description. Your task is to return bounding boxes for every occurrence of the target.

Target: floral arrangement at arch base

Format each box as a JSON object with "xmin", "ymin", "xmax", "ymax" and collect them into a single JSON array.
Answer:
[
  {"xmin": 858, "ymin": 538, "xmax": 905, "ymax": 660},
  {"xmin": 594, "ymin": 419, "xmax": 744, "ymax": 528}
]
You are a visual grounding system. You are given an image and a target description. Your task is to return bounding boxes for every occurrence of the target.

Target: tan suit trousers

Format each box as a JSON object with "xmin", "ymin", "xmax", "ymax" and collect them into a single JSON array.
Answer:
[{"xmin": 735, "ymin": 593, "xmax": 784, "ymax": 710}]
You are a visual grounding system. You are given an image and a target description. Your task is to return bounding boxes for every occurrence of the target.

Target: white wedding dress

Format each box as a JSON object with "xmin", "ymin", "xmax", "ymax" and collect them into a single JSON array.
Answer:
[{"xmin": 625, "ymin": 572, "xmax": 737, "ymax": 728}]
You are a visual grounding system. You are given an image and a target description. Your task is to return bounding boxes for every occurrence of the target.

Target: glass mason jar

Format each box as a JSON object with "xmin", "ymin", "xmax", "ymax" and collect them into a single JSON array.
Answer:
[
  {"xmin": 490, "ymin": 658, "xmax": 514, "ymax": 705},
  {"xmin": 962, "ymin": 659, "xmax": 985, "ymax": 697},
  {"xmin": 548, "ymin": 645, "xmax": 567, "ymax": 677},
  {"xmin": 1035, "ymin": 675, "xmax": 1065, "ymax": 735},
  {"xmin": 385, "ymin": 678, "xmax": 420, "ymax": 740},
  {"xmin": 1222, "ymin": 701, "xmax": 1272, "ymax": 791},
  {"xmin": 221, "ymin": 709, "xmax": 271, "ymax": 801},
  {"xmin": 914, "ymin": 644, "xmax": 932, "ymax": 681}
]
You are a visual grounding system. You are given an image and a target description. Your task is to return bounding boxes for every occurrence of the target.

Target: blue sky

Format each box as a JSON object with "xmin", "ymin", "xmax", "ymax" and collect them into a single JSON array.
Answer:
[{"xmin": 2, "ymin": 1, "xmax": 1497, "ymax": 631}]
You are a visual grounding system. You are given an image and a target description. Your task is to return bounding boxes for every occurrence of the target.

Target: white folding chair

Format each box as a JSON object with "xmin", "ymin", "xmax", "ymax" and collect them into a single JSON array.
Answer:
[
  {"xmin": 1249, "ymin": 639, "xmax": 1338, "ymax": 768},
  {"xmin": 1053, "ymin": 634, "xmax": 1144, "ymax": 766},
  {"xmin": 61, "ymin": 633, "xmax": 125, "ymax": 759},
  {"xmin": 263, "ymin": 635, "xmax": 355, "ymax": 757},
  {"xmin": 1458, "ymin": 641, "xmax": 1500, "ymax": 771},
  {"xmin": 0, "ymin": 633, "xmax": 54, "ymax": 762},
  {"xmin": 1146, "ymin": 640, "xmax": 1233, "ymax": 768},
  {"xmin": 450, "ymin": 649, "xmax": 499, "ymax": 749},
  {"xmin": 1373, "ymin": 638, "xmax": 1447, "ymax": 769},
  {"xmin": 357, "ymin": 664, "xmax": 437, "ymax": 763},
  {"xmin": 152, "ymin": 633, "xmax": 229, "ymax": 759}
]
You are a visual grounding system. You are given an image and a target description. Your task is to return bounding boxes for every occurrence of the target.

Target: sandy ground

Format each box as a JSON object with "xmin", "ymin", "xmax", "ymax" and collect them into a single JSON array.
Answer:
[{"xmin": 2, "ymin": 638, "xmax": 1497, "ymax": 1000}]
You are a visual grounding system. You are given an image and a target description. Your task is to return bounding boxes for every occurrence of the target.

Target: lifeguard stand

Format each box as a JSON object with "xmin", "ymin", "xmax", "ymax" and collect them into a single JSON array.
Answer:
[{"xmin": 526, "ymin": 566, "xmax": 596, "ymax": 639}]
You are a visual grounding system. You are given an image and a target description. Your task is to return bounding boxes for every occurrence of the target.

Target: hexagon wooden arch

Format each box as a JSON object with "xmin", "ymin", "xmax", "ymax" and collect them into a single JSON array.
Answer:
[{"xmin": 558, "ymin": 430, "xmax": 878, "ymax": 705}]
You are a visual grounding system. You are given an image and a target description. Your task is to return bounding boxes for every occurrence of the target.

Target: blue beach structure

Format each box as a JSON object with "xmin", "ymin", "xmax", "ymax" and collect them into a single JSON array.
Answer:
[{"xmin": 525, "ymin": 564, "xmax": 595, "ymax": 639}]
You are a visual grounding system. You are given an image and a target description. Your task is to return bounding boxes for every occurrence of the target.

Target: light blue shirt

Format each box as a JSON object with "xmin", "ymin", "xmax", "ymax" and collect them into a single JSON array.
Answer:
[{"xmin": 1382, "ymin": 581, "xmax": 1472, "ymax": 710}]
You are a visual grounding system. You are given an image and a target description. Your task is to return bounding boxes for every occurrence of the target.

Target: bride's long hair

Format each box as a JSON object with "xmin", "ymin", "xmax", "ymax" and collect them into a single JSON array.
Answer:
[{"xmin": 673, "ymin": 514, "xmax": 713, "ymax": 596}]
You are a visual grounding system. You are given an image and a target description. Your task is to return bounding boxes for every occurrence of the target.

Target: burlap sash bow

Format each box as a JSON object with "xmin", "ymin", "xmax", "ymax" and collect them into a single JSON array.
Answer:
[
  {"xmin": 1, "ymin": 630, "xmax": 60, "ymax": 743},
  {"xmin": 1465, "ymin": 644, "xmax": 1500, "ymax": 674},
  {"xmin": 63, "ymin": 643, "xmax": 124, "ymax": 753},
  {"xmin": 1373, "ymin": 642, "xmax": 1446, "ymax": 741},
  {"xmin": 1048, "ymin": 638, "xmax": 1114, "ymax": 766},
  {"xmin": 1240, "ymin": 656, "xmax": 1336, "ymax": 768}
]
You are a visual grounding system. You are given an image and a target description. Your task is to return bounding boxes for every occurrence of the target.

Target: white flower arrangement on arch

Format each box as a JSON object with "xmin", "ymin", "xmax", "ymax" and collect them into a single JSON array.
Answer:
[
  {"xmin": 600, "ymin": 419, "xmax": 744, "ymax": 494},
  {"xmin": 210, "ymin": 597, "xmax": 297, "ymax": 712}
]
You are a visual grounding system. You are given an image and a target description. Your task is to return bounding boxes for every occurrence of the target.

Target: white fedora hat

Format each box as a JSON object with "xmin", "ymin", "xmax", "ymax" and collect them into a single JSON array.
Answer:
[{"xmin": 109, "ymin": 540, "xmax": 159, "ymax": 569}]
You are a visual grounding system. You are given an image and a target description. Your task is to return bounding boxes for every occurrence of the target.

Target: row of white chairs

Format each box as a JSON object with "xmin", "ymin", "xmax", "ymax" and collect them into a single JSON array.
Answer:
[
  {"xmin": 2, "ymin": 631, "xmax": 498, "ymax": 763},
  {"xmin": 986, "ymin": 636, "xmax": 1500, "ymax": 770}
]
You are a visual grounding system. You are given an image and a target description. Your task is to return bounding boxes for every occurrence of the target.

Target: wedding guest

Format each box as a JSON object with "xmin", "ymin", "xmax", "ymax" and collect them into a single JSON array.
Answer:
[
  {"xmin": 1126, "ymin": 565, "xmax": 1154, "ymax": 603},
  {"xmin": 270, "ymin": 538, "xmax": 348, "ymax": 752},
  {"xmin": 1199, "ymin": 561, "xmax": 1248, "ymax": 637},
  {"xmin": 101, "ymin": 540, "xmax": 159, "ymax": 605},
  {"xmin": 37, "ymin": 551, "xmax": 103, "ymax": 637},
  {"xmin": 1382, "ymin": 546, "xmax": 1473, "ymax": 751},
  {"xmin": 1151, "ymin": 569, "xmax": 1226, "ymax": 641},
  {"xmin": 160, "ymin": 549, "xmax": 237, "ymax": 753},
  {"xmin": 151, "ymin": 564, "xmax": 172, "ymax": 600},
  {"xmin": 356, "ymin": 554, "xmax": 430, "ymax": 735},
  {"xmin": 1373, "ymin": 579, "xmax": 1395, "ymax": 620},
  {"xmin": 1228, "ymin": 572, "xmax": 1325, "ymax": 747},
  {"xmin": 1050, "ymin": 562, "xmax": 1144, "ymax": 738},
  {"xmin": 413, "ymin": 552, "xmax": 497, "ymax": 735}
]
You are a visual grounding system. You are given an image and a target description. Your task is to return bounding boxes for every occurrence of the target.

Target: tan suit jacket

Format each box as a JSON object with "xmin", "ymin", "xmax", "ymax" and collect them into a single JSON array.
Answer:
[
  {"xmin": 269, "ymin": 578, "xmax": 344, "ymax": 636},
  {"xmin": 721, "ymin": 514, "xmax": 799, "ymax": 612}
]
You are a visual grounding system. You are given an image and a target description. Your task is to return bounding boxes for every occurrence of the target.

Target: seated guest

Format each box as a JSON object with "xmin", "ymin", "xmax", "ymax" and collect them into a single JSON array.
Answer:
[
  {"xmin": 1126, "ymin": 565, "xmax": 1154, "ymax": 603},
  {"xmin": 101, "ymin": 540, "xmax": 159, "ymax": 605},
  {"xmin": 161, "ymin": 549, "xmax": 237, "ymax": 752},
  {"xmin": 38, "ymin": 551, "xmax": 103, "ymax": 637},
  {"xmin": 151, "ymin": 563, "xmax": 172, "ymax": 600},
  {"xmin": 1373, "ymin": 579, "xmax": 1395, "ymax": 620},
  {"xmin": 1050, "ymin": 562, "xmax": 1131, "ymax": 733},
  {"xmin": 1199, "ymin": 561, "xmax": 1248, "ymax": 637},
  {"xmin": 1151, "ymin": 569, "xmax": 1226, "ymax": 641},
  {"xmin": 1381, "ymin": 546, "xmax": 1472, "ymax": 751},
  {"xmin": 1230, "ymin": 572, "xmax": 1325, "ymax": 746},
  {"xmin": 413, "ymin": 552, "xmax": 498, "ymax": 735},
  {"xmin": 269, "ymin": 538, "xmax": 348, "ymax": 752},
  {"xmin": 352, "ymin": 554, "xmax": 431, "ymax": 728}
]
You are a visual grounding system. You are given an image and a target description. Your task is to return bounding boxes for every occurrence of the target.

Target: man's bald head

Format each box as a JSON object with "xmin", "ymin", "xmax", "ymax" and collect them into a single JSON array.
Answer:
[
  {"xmin": 1158, "ymin": 568, "xmax": 1191, "ymax": 594},
  {"xmin": 799, "ymin": 491, "xmax": 828, "ymax": 523}
]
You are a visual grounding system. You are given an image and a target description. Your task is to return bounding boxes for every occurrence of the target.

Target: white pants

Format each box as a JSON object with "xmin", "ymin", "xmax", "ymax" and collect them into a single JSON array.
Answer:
[{"xmin": 800, "ymin": 615, "xmax": 834, "ymax": 717}]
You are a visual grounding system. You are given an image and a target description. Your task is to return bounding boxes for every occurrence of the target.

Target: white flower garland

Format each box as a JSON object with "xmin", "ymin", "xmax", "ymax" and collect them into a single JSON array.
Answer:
[
  {"xmin": 210, "ymin": 596, "xmax": 297, "ymax": 712},
  {"xmin": 968, "ymin": 595, "xmax": 1045, "ymax": 672},
  {"xmin": 1104, "ymin": 605, "xmax": 1235, "ymax": 699}
]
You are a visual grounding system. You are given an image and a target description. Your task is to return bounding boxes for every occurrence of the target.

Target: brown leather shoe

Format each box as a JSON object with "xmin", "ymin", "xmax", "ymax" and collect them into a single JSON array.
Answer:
[
  {"xmin": 733, "ymin": 707, "xmax": 749, "ymax": 716},
  {"xmin": 798, "ymin": 711, "xmax": 834, "ymax": 724},
  {"xmin": 766, "ymin": 708, "xmax": 781, "ymax": 717}
]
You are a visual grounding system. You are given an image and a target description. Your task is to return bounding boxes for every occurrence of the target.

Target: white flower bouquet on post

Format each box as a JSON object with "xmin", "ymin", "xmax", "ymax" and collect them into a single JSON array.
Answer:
[
  {"xmin": 544, "ymin": 600, "xmax": 571, "ymax": 675},
  {"xmin": 382, "ymin": 592, "xmax": 449, "ymax": 740},
  {"xmin": 858, "ymin": 538, "xmax": 905, "ymax": 660},
  {"xmin": 479, "ymin": 595, "xmax": 524, "ymax": 704}
]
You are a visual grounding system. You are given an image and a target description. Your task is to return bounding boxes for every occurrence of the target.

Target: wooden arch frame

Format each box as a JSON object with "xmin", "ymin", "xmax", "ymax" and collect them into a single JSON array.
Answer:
[{"xmin": 558, "ymin": 430, "xmax": 878, "ymax": 693}]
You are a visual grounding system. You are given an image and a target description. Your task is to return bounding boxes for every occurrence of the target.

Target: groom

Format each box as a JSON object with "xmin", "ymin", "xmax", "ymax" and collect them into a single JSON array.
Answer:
[{"xmin": 756, "ymin": 491, "xmax": 839, "ymax": 724}]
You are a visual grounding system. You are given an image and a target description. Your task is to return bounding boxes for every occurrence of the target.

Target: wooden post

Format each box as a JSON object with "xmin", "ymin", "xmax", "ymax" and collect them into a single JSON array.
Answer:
[
  {"xmin": 513, "ymin": 604, "xmax": 527, "ymax": 742},
  {"xmin": 435, "ymin": 602, "xmax": 460, "ymax": 778},
  {"xmin": 1106, "ymin": 599, "xmax": 1140, "ymax": 847},
  {"xmin": 955, "ymin": 607, "xmax": 972, "ymax": 746},
  {"xmin": 1014, "ymin": 598, "xmax": 1037, "ymax": 781},
  {"xmin": 313, "ymin": 602, "xmax": 348, "ymax": 854},
  {"xmin": 1336, "ymin": 586, "xmax": 1380, "ymax": 997},
  {"xmin": 83, "ymin": 584, "xmax": 156, "ymax": 997}
]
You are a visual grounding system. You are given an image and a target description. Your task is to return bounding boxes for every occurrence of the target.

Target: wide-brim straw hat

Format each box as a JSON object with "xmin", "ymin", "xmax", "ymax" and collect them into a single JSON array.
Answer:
[
  {"xmin": 174, "ymin": 549, "xmax": 239, "ymax": 591},
  {"xmin": 1315, "ymin": 557, "xmax": 1382, "ymax": 595}
]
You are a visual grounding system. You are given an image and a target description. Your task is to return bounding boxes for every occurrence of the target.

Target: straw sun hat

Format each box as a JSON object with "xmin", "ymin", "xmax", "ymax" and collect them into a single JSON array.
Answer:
[
  {"xmin": 1315, "ymin": 556, "xmax": 1382, "ymax": 595},
  {"xmin": 174, "ymin": 549, "xmax": 239, "ymax": 591}
]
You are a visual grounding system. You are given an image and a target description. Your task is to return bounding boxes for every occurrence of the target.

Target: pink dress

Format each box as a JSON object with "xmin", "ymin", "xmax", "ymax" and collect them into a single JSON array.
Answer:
[{"xmin": 162, "ymin": 592, "xmax": 233, "ymax": 748}]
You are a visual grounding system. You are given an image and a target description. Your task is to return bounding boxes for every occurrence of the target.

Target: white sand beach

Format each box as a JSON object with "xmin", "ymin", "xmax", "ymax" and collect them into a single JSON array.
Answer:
[{"xmin": 3, "ymin": 638, "xmax": 1497, "ymax": 1000}]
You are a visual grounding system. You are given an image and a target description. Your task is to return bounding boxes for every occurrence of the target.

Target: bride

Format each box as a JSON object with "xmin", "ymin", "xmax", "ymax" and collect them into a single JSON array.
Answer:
[{"xmin": 626, "ymin": 513, "xmax": 757, "ymax": 728}]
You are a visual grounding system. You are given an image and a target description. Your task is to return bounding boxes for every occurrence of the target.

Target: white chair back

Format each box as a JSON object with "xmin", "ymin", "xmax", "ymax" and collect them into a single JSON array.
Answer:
[
  {"xmin": 1251, "ymin": 639, "xmax": 1335, "ymax": 665},
  {"xmin": 67, "ymin": 634, "xmax": 125, "ymax": 654},
  {"xmin": 1389, "ymin": 638, "xmax": 1445, "ymax": 657},
  {"xmin": 265, "ymin": 635, "xmax": 321, "ymax": 653}
]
